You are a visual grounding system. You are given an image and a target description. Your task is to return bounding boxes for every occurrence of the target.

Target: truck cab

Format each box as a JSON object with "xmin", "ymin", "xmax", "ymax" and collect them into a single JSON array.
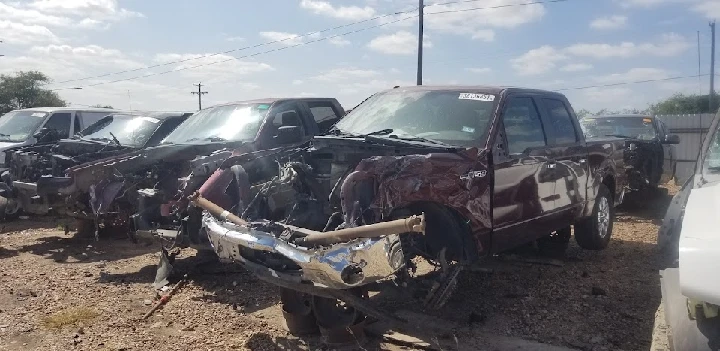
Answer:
[
  {"xmin": 580, "ymin": 114, "xmax": 680, "ymax": 195},
  {"xmin": 0, "ymin": 107, "xmax": 121, "ymax": 167}
]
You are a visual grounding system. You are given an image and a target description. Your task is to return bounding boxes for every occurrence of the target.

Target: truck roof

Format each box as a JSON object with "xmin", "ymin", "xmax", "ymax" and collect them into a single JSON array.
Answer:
[
  {"xmin": 13, "ymin": 107, "xmax": 120, "ymax": 113},
  {"xmin": 113, "ymin": 111, "xmax": 193, "ymax": 120},
  {"xmin": 213, "ymin": 97, "xmax": 339, "ymax": 108},
  {"xmin": 586, "ymin": 114, "xmax": 652, "ymax": 119},
  {"xmin": 377, "ymin": 85, "xmax": 568, "ymax": 99}
]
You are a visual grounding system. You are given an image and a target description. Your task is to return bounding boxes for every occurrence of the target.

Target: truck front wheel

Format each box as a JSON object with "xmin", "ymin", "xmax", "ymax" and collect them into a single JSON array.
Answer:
[{"xmin": 575, "ymin": 183, "xmax": 614, "ymax": 250}]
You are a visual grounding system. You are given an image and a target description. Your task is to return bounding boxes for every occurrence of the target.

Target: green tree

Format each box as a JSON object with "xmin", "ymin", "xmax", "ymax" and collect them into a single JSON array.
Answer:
[
  {"xmin": 648, "ymin": 93, "xmax": 719, "ymax": 115},
  {"xmin": 0, "ymin": 71, "xmax": 66, "ymax": 114}
]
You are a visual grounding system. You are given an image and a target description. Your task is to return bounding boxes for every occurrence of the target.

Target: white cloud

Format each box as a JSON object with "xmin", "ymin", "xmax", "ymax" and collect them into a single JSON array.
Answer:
[
  {"xmin": 328, "ymin": 36, "xmax": 351, "ymax": 46},
  {"xmin": 466, "ymin": 67, "xmax": 492, "ymax": 74},
  {"xmin": 692, "ymin": 0, "xmax": 720, "ymax": 18},
  {"xmin": 258, "ymin": 31, "xmax": 321, "ymax": 46},
  {"xmin": 0, "ymin": 2, "xmax": 72, "ymax": 27},
  {"xmin": 560, "ymin": 63, "xmax": 593, "ymax": 72},
  {"xmin": 367, "ymin": 31, "xmax": 431, "ymax": 55},
  {"xmin": 565, "ymin": 33, "xmax": 690, "ymax": 58},
  {"xmin": 590, "ymin": 15, "xmax": 627, "ymax": 30},
  {"xmin": 510, "ymin": 46, "xmax": 567, "ymax": 76},
  {"xmin": 312, "ymin": 68, "xmax": 380, "ymax": 81},
  {"xmin": 580, "ymin": 87, "xmax": 635, "ymax": 105},
  {"xmin": 299, "ymin": 0, "xmax": 376, "ymax": 20},
  {"xmin": 0, "ymin": 20, "xmax": 59, "ymax": 45},
  {"xmin": 224, "ymin": 36, "xmax": 245, "ymax": 43},
  {"xmin": 292, "ymin": 80, "xmax": 304, "ymax": 85},
  {"xmin": 31, "ymin": 44, "xmax": 143, "ymax": 69},
  {"xmin": 593, "ymin": 67, "xmax": 671, "ymax": 83},
  {"xmin": 28, "ymin": 0, "xmax": 143, "ymax": 19},
  {"xmin": 619, "ymin": 0, "xmax": 690, "ymax": 7},
  {"xmin": 422, "ymin": 0, "xmax": 545, "ymax": 40},
  {"xmin": 153, "ymin": 53, "xmax": 274, "ymax": 81}
]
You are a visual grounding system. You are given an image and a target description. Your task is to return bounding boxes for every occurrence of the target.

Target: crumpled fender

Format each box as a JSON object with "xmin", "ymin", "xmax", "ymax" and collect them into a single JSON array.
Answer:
[
  {"xmin": 89, "ymin": 180, "xmax": 124, "ymax": 215},
  {"xmin": 340, "ymin": 148, "xmax": 491, "ymax": 253}
]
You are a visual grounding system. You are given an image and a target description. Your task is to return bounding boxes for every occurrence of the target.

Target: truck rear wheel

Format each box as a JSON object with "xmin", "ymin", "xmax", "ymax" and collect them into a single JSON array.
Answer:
[{"xmin": 575, "ymin": 184, "xmax": 614, "ymax": 250}]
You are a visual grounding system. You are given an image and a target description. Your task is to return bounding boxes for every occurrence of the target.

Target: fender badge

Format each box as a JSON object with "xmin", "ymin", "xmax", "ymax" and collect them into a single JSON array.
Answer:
[{"xmin": 460, "ymin": 170, "xmax": 487, "ymax": 181}]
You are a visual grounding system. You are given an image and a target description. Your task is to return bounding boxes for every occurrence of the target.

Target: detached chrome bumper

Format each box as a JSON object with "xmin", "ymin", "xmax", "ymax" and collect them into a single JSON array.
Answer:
[{"xmin": 202, "ymin": 213, "xmax": 404, "ymax": 289}]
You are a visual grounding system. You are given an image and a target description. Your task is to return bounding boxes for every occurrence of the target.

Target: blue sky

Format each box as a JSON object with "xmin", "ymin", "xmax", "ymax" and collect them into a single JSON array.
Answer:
[{"xmin": 0, "ymin": 0, "xmax": 718, "ymax": 113}]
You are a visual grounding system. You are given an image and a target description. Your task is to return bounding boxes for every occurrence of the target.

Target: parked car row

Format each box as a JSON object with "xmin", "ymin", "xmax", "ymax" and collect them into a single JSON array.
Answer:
[{"xmin": 2, "ymin": 86, "xmax": 652, "ymax": 337}]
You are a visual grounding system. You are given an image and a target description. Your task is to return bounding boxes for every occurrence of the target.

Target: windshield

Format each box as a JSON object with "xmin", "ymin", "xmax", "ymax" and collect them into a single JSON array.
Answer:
[
  {"xmin": 79, "ymin": 115, "xmax": 161, "ymax": 147},
  {"xmin": 333, "ymin": 90, "xmax": 496, "ymax": 147},
  {"xmin": 0, "ymin": 110, "xmax": 49, "ymax": 142},
  {"xmin": 162, "ymin": 103, "xmax": 269, "ymax": 144},
  {"xmin": 580, "ymin": 117, "xmax": 656, "ymax": 140}
]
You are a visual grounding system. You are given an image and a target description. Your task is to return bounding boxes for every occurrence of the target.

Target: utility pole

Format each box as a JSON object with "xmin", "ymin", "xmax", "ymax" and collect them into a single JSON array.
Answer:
[
  {"xmin": 710, "ymin": 21, "xmax": 716, "ymax": 113},
  {"xmin": 416, "ymin": 0, "xmax": 424, "ymax": 86},
  {"xmin": 191, "ymin": 83, "xmax": 208, "ymax": 111},
  {"xmin": 698, "ymin": 31, "xmax": 702, "ymax": 94}
]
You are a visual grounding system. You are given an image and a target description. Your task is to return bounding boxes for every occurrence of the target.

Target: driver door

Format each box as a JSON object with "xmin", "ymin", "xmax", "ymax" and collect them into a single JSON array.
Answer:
[{"xmin": 491, "ymin": 96, "xmax": 557, "ymax": 253}]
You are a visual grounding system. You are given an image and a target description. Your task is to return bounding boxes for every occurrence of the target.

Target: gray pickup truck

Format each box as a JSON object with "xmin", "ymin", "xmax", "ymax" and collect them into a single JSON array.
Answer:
[
  {"xmin": 580, "ymin": 114, "xmax": 680, "ymax": 199},
  {"xmin": 45, "ymin": 97, "xmax": 346, "ymax": 242}
]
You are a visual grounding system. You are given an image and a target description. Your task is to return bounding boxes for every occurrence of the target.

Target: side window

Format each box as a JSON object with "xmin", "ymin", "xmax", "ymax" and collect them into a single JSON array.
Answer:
[
  {"xmin": 502, "ymin": 97, "xmax": 547, "ymax": 155},
  {"xmin": 81, "ymin": 112, "xmax": 110, "ymax": 129},
  {"xmin": 43, "ymin": 112, "xmax": 72, "ymax": 137},
  {"xmin": 269, "ymin": 104, "xmax": 306, "ymax": 135},
  {"xmin": 307, "ymin": 102, "xmax": 341, "ymax": 133},
  {"xmin": 543, "ymin": 98, "xmax": 578, "ymax": 144},
  {"xmin": 73, "ymin": 112, "xmax": 82, "ymax": 134},
  {"xmin": 146, "ymin": 118, "xmax": 185, "ymax": 147}
]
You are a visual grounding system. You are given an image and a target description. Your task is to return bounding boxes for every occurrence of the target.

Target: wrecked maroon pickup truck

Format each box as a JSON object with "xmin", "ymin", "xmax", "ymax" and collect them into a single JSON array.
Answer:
[
  {"xmin": 51, "ymin": 98, "xmax": 344, "ymax": 240},
  {"xmin": 195, "ymin": 86, "xmax": 628, "ymax": 329}
]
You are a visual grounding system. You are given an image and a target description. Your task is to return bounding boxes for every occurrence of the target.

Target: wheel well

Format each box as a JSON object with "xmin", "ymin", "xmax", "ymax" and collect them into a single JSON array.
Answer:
[
  {"xmin": 389, "ymin": 202, "xmax": 478, "ymax": 263},
  {"xmin": 602, "ymin": 176, "xmax": 615, "ymax": 200}
]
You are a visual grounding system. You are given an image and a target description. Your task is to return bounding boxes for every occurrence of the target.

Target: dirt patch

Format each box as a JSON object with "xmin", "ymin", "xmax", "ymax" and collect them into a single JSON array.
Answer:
[{"xmin": 0, "ymin": 185, "xmax": 674, "ymax": 350}]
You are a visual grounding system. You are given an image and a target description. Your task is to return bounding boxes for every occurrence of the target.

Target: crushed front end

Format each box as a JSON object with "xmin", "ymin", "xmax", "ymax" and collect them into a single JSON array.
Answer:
[
  {"xmin": 201, "ymin": 210, "xmax": 424, "ymax": 289},
  {"xmin": 195, "ymin": 135, "xmax": 492, "ymax": 313}
]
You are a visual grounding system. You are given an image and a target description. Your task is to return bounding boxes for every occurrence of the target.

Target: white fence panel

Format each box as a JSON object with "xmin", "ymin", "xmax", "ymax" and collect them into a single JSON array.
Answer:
[{"xmin": 656, "ymin": 114, "xmax": 715, "ymax": 185}]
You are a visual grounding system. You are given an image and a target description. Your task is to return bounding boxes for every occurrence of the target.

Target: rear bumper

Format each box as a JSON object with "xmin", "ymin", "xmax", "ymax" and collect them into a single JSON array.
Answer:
[{"xmin": 202, "ymin": 213, "xmax": 402, "ymax": 289}]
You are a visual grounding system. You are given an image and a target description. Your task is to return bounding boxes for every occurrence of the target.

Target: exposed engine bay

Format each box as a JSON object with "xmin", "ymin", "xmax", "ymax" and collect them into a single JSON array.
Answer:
[{"xmin": 192, "ymin": 135, "xmax": 490, "ymax": 320}]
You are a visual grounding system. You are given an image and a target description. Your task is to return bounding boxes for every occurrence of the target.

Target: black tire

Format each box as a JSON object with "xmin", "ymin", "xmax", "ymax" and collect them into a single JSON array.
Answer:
[
  {"xmin": 575, "ymin": 184, "xmax": 614, "ymax": 250},
  {"xmin": 74, "ymin": 218, "xmax": 96, "ymax": 238}
]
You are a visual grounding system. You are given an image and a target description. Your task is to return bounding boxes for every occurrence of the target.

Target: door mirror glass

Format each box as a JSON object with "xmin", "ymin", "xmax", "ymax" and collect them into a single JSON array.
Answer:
[
  {"xmin": 275, "ymin": 126, "xmax": 303, "ymax": 144},
  {"xmin": 663, "ymin": 134, "xmax": 680, "ymax": 144},
  {"xmin": 33, "ymin": 127, "xmax": 61, "ymax": 143}
]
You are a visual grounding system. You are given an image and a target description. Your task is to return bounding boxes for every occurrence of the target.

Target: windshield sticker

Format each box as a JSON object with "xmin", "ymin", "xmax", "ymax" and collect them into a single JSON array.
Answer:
[
  {"xmin": 257, "ymin": 104, "xmax": 270, "ymax": 110},
  {"xmin": 31, "ymin": 112, "xmax": 45, "ymax": 117},
  {"xmin": 462, "ymin": 126, "xmax": 475, "ymax": 133},
  {"xmin": 458, "ymin": 93, "xmax": 495, "ymax": 102},
  {"xmin": 139, "ymin": 117, "xmax": 160, "ymax": 123}
]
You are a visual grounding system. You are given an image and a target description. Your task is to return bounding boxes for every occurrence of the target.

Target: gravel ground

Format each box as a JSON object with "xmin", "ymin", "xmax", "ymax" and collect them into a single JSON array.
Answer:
[{"xmin": 0, "ymin": 185, "xmax": 675, "ymax": 351}]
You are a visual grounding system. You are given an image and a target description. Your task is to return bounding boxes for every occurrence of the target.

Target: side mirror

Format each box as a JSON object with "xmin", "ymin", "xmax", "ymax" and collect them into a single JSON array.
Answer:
[
  {"xmin": 662, "ymin": 134, "xmax": 680, "ymax": 145},
  {"xmin": 275, "ymin": 126, "xmax": 303, "ymax": 144},
  {"xmin": 33, "ymin": 127, "xmax": 60, "ymax": 143}
]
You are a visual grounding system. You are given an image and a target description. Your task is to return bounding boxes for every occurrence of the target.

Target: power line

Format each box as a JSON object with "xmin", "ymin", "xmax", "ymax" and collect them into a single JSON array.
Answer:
[
  {"xmin": 49, "ymin": 0, "xmax": 574, "ymax": 90},
  {"xmin": 555, "ymin": 73, "xmax": 713, "ymax": 91},
  {"xmin": 426, "ymin": 0, "xmax": 571, "ymax": 14},
  {"xmin": 51, "ymin": 13, "xmax": 420, "ymax": 91},
  {"xmin": 48, "ymin": 9, "xmax": 419, "ymax": 87}
]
